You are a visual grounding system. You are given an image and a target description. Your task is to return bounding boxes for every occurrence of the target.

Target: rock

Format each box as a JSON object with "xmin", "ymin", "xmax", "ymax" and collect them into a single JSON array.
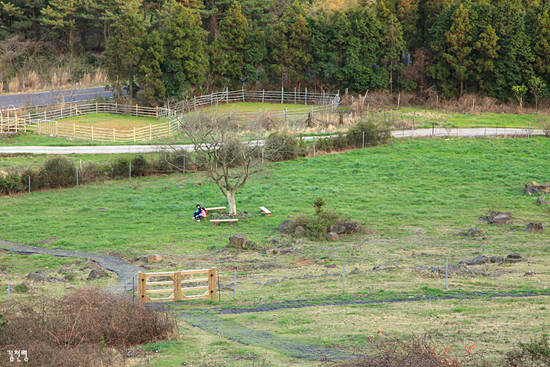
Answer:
[
  {"xmin": 467, "ymin": 227, "xmax": 483, "ymax": 236},
  {"xmin": 349, "ymin": 268, "xmax": 359, "ymax": 275},
  {"xmin": 266, "ymin": 249, "xmax": 274, "ymax": 255},
  {"xmin": 324, "ymin": 263, "xmax": 337, "ymax": 268},
  {"xmin": 245, "ymin": 241, "xmax": 256, "ymax": 249},
  {"xmin": 411, "ymin": 265, "xmax": 427, "ymax": 271},
  {"xmin": 525, "ymin": 186, "xmax": 542, "ymax": 195},
  {"xmin": 525, "ymin": 222, "xmax": 543, "ymax": 233},
  {"xmin": 454, "ymin": 230, "xmax": 467, "ymax": 236},
  {"xmin": 490, "ymin": 256, "xmax": 504, "ymax": 263},
  {"xmin": 147, "ymin": 255, "xmax": 163, "ymax": 263},
  {"xmin": 271, "ymin": 237, "xmax": 282, "ymax": 244},
  {"xmin": 278, "ymin": 220, "xmax": 293, "ymax": 233},
  {"xmin": 27, "ymin": 272, "xmax": 45, "ymax": 281},
  {"xmin": 325, "ymin": 232, "xmax": 339, "ymax": 241},
  {"xmin": 264, "ymin": 279, "xmax": 278, "ymax": 286},
  {"xmin": 87, "ymin": 269, "xmax": 106, "ymax": 279},
  {"xmin": 47, "ymin": 276, "xmax": 65, "ymax": 283},
  {"xmin": 209, "ymin": 246, "xmax": 216, "ymax": 251},
  {"xmin": 294, "ymin": 226, "xmax": 307, "ymax": 236},
  {"xmin": 489, "ymin": 211, "xmax": 512, "ymax": 225},
  {"xmin": 468, "ymin": 255, "xmax": 489, "ymax": 265},
  {"xmin": 227, "ymin": 235, "xmax": 248, "ymax": 248},
  {"xmin": 505, "ymin": 253, "xmax": 527, "ymax": 263},
  {"xmin": 537, "ymin": 197, "xmax": 549, "ymax": 204},
  {"xmin": 524, "ymin": 270, "xmax": 536, "ymax": 277},
  {"xmin": 330, "ymin": 225, "xmax": 346, "ymax": 235},
  {"xmin": 341, "ymin": 222, "xmax": 359, "ymax": 234}
]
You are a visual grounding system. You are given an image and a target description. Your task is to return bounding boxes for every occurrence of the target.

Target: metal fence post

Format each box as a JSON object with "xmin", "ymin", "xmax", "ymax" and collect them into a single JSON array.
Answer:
[
  {"xmin": 313, "ymin": 139, "xmax": 316, "ymax": 157},
  {"xmin": 281, "ymin": 87, "xmax": 284, "ymax": 104},
  {"xmin": 28, "ymin": 176, "xmax": 30, "ymax": 193},
  {"xmin": 362, "ymin": 132, "xmax": 365, "ymax": 148},
  {"xmin": 129, "ymin": 161, "xmax": 132, "ymax": 180},
  {"xmin": 305, "ymin": 88, "xmax": 308, "ymax": 105}
]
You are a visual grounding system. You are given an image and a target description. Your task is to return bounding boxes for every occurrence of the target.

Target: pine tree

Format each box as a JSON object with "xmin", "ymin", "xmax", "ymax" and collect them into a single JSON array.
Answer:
[
  {"xmin": 162, "ymin": 2, "xmax": 207, "ymax": 97},
  {"xmin": 442, "ymin": 4, "xmax": 473, "ymax": 96},
  {"xmin": 474, "ymin": 25, "xmax": 499, "ymax": 92},
  {"xmin": 266, "ymin": 21, "xmax": 289, "ymax": 88},
  {"xmin": 0, "ymin": 0, "xmax": 47, "ymax": 40},
  {"xmin": 396, "ymin": 0, "xmax": 420, "ymax": 50},
  {"xmin": 138, "ymin": 30, "xmax": 166, "ymax": 105},
  {"xmin": 40, "ymin": 0, "xmax": 82, "ymax": 55},
  {"xmin": 219, "ymin": 2, "xmax": 249, "ymax": 87},
  {"xmin": 106, "ymin": 12, "xmax": 145, "ymax": 103},
  {"xmin": 288, "ymin": 13, "xmax": 312, "ymax": 88},
  {"xmin": 532, "ymin": 8, "xmax": 550, "ymax": 82}
]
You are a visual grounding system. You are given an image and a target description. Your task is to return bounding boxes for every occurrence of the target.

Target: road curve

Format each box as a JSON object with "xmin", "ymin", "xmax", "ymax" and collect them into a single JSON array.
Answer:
[{"xmin": 0, "ymin": 128, "xmax": 544, "ymax": 154}]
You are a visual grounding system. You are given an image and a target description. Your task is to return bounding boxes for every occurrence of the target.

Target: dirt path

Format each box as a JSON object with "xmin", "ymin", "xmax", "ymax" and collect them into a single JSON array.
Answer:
[{"xmin": 0, "ymin": 238, "xmax": 143, "ymax": 292}]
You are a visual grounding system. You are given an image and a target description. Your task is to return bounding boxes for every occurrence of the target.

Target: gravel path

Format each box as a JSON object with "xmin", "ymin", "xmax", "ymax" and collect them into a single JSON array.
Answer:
[
  {"xmin": 0, "ymin": 128, "xmax": 544, "ymax": 154},
  {"xmin": 0, "ymin": 238, "xmax": 143, "ymax": 292}
]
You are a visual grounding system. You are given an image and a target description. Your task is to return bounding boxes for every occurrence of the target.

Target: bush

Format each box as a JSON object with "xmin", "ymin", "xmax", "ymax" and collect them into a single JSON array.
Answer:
[
  {"xmin": 42, "ymin": 156, "xmax": 76, "ymax": 187},
  {"xmin": 153, "ymin": 149, "xmax": 192, "ymax": 173},
  {"xmin": 0, "ymin": 287, "xmax": 177, "ymax": 367},
  {"xmin": 20, "ymin": 168, "xmax": 44, "ymax": 190},
  {"xmin": 111, "ymin": 155, "xmax": 152, "ymax": 178},
  {"xmin": 505, "ymin": 333, "xmax": 550, "ymax": 366},
  {"xmin": 0, "ymin": 172, "xmax": 23, "ymax": 194},
  {"xmin": 264, "ymin": 132, "xmax": 307, "ymax": 161},
  {"xmin": 285, "ymin": 197, "xmax": 350, "ymax": 239},
  {"xmin": 316, "ymin": 120, "xmax": 392, "ymax": 152}
]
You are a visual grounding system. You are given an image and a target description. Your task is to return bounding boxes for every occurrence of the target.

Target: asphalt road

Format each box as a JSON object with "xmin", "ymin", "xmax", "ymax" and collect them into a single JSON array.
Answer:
[
  {"xmin": 0, "ymin": 128, "xmax": 543, "ymax": 154},
  {"xmin": 0, "ymin": 86, "xmax": 115, "ymax": 109}
]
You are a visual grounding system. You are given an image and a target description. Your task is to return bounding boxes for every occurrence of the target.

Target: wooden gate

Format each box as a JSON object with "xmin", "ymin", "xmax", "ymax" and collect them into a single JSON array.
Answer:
[{"xmin": 138, "ymin": 268, "xmax": 217, "ymax": 304}]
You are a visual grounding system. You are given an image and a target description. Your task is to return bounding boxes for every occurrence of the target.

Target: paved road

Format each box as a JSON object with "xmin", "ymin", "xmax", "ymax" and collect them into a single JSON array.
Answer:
[
  {"xmin": 0, "ymin": 86, "xmax": 115, "ymax": 109},
  {"xmin": 0, "ymin": 128, "xmax": 544, "ymax": 154}
]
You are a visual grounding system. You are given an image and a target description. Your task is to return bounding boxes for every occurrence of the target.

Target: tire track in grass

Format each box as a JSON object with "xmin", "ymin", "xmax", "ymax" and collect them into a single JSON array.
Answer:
[{"xmin": 0, "ymin": 238, "xmax": 143, "ymax": 292}]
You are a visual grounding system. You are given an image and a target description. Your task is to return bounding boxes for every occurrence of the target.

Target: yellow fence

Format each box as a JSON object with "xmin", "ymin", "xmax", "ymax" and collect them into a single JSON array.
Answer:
[{"xmin": 138, "ymin": 268, "xmax": 218, "ymax": 304}]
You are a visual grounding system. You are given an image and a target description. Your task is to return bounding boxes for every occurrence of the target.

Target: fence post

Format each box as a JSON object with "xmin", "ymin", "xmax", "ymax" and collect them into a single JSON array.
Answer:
[
  {"xmin": 76, "ymin": 167, "xmax": 79, "ymax": 186},
  {"xmin": 168, "ymin": 121, "xmax": 171, "ymax": 136},
  {"xmin": 305, "ymin": 88, "xmax": 308, "ymax": 105},
  {"xmin": 362, "ymin": 132, "xmax": 365, "ymax": 148},
  {"xmin": 55, "ymin": 121, "xmax": 58, "ymax": 136},
  {"xmin": 294, "ymin": 87, "xmax": 297, "ymax": 104},
  {"xmin": 91, "ymin": 126, "xmax": 94, "ymax": 141},
  {"xmin": 129, "ymin": 161, "xmax": 132, "ymax": 180},
  {"xmin": 233, "ymin": 268, "xmax": 236, "ymax": 301},
  {"xmin": 242, "ymin": 87, "xmax": 245, "ymax": 102},
  {"xmin": 343, "ymin": 262, "xmax": 345, "ymax": 292},
  {"xmin": 174, "ymin": 271, "xmax": 182, "ymax": 301},
  {"xmin": 113, "ymin": 128, "xmax": 116, "ymax": 142},
  {"xmin": 445, "ymin": 259, "xmax": 448, "ymax": 289},
  {"xmin": 156, "ymin": 106, "xmax": 158, "ymax": 119},
  {"xmin": 136, "ymin": 104, "xmax": 138, "ymax": 116},
  {"xmin": 138, "ymin": 272, "xmax": 146, "ymax": 306},
  {"xmin": 133, "ymin": 127, "xmax": 136, "ymax": 142},
  {"xmin": 149, "ymin": 124, "xmax": 152, "ymax": 140},
  {"xmin": 28, "ymin": 176, "xmax": 30, "ymax": 193},
  {"xmin": 262, "ymin": 90, "xmax": 265, "ymax": 103},
  {"xmin": 96, "ymin": 102, "xmax": 98, "ymax": 113},
  {"xmin": 313, "ymin": 139, "xmax": 316, "ymax": 157},
  {"xmin": 209, "ymin": 268, "xmax": 218, "ymax": 301},
  {"xmin": 281, "ymin": 87, "xmax": 284, "ymax": 104},
  {"xmin": 226, "ymin": 88, "xmax": 229, "ymax": 104}
]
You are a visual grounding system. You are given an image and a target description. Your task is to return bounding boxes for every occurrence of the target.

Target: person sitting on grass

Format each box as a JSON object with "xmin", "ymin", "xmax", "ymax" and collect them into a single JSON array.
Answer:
[{"xmin": 192, "ymin": 204, "xmax": 207, "ymax": 222}]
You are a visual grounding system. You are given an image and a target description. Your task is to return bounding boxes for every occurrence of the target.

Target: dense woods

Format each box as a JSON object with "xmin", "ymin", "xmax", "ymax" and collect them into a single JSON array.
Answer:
[{"xmin": 1, "ymin": 0, "xmax": 550, "ymax": 106}]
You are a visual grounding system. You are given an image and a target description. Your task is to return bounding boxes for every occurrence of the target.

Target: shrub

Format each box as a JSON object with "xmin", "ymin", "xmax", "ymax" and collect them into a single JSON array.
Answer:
[
  {"xmin": 505, "ymin": 333, "xmax": 550, "ymax": 366},
  {"xmin": 0, "ymin": 287, "xmax": 177, "ymax": 367},
  {"xmin": 286, "ymin": 197, "xmax": 350, "ymax": 239},
  {"xmin": 20, "ymin": 168, "xmax": 44, "ymax": 190},
  {"xmin": 316, "ymin": 120, "xmax": 392, "ymax": 152},
  {"xmin": 264, "ymin": 132, "xmax": 307, "ymax": 161},
  {"xmin": 153, "ymin": 149, "xmax": 192, "ymax": 173},
  {"xmin": 111, "ymin": 155, "xmax": 152, "ymax": 178},
  {"xmin": 0, "ymin": 172, "xmax": 23, "ymax": 194},
  {"xmin": 42, "ymin": 156, "xmax": 76, "ymax": 187}
]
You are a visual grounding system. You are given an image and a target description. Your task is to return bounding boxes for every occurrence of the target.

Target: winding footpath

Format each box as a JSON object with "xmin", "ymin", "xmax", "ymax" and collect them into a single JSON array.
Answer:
[{"xmin": 0, "ymin": 128, "xmax": 544, "ymax": 154}]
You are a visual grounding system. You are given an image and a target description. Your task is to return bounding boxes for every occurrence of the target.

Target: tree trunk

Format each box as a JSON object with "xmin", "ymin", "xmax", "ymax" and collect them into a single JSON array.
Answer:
[{"xmin": 226, "ymin": 189, "xmax": 237, "ymax": 215}]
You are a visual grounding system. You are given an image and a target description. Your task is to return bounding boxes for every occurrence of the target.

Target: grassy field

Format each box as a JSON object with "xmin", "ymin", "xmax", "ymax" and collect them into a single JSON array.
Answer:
[{"xmin": 1, "ymin": 137, "xmax": 550, "ymax": 365}]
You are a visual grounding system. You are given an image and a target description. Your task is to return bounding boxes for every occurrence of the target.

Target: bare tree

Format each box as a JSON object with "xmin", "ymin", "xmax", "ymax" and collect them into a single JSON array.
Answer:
[{"xmin": 182, "ymin": 113, "xmax": 262, "ymax": 215}]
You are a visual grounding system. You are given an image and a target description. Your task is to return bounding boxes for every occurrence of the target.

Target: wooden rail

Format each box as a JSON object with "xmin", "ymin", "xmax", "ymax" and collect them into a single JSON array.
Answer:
[{"xmin": 138, "ymin": 268, "xmax": 217, "ymax": 304}]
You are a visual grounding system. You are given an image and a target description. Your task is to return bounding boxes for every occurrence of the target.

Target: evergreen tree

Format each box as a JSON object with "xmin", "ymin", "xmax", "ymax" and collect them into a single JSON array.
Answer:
[
  {"xmin": 442, "ymin": 3, "xmax": 473, "ymax": 96},
  {"xmin": 162, "ymin": 2, "xmax": 207, "ymax": 97},
  {"xmin": 243, "ymin": 29, "xmax": 268, "ymax": 85},
  {"xmin": 219, "ymin": 2, "xmax": 249, "ymax": 87},
  {"xmin": 532, "ymin": 8, "xmax": 550, "ymax": 83},
  {"xmin": 40, "ymin": 0, "xmax": 82, "ymax": 55},
  {"xmin": 106, "ymin": 12, "xmax": 145, "ymax": 103},
  {"xmin": 288, "ymin": 12, "xmax": 312, "ymax": 88},
  {"xmin": 381, "ymin": 14, "xmax": 405, "ymax": 93},
  {"xmin": 473, "ymin": 24, "xmax": 499, "ymax": 93},
  {"xmin": 0, "ymin": 0, "xmax": 47, "ymax": 40},
  {"xmin": 138, "ymin": 30, "xmax": 166, "ymax": 105},
  {"xmin": 396, "ymin": 0, "xmax": 420, "ymax": 50},
  {"xmin": 266, "ymin": 21, "xmax": 288, "ymax": 88}
]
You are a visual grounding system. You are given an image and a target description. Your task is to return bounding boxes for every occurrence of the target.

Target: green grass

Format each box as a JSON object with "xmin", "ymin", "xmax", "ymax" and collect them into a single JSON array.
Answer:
[
  {"xmin": 0, "ymin": 132, "xmax": 187, "ymax": 146},
  {"xmin": 201, "ymin": 101, "xmax": 316, "ymax": 114}
]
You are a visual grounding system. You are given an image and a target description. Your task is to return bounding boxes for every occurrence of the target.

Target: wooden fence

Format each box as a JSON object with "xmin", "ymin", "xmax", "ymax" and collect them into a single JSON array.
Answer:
[{"xmin": 138, "ymin": 268, "xmax": 217, "ymax": 304}]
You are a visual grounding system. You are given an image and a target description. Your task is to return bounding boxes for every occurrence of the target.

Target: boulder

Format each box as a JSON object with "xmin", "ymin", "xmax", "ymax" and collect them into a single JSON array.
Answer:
[
  {"xmin": 294, "ymin": 226, "xmax": 307, "ymax": 236},
  {"xmin": 245, "ymin": 241, "xmax": 256, "ymax": 249},
  {"xmin": 325, "ymin": 232, "xmax": 339, "ymax": 241},
  {"xmin": 264, "ymin": 279, "xmax": 278, "ymax": 286},
  {"xmin": 278, "ymin": 220, "xmax": 293, "ymax": 233},
  {"xmin": 489, "ymin": 256, "xmax": 504, "ymax": 263},
  {"xmin": 324, "ymin": 263, "xmax": 337, "ymax": 268},
  {"xmin": 228, "ymin": 235, "xmax": 248, "ymax": 248},
  {"xmin": 349, "ymin": 268, "xmax": 359, "ymax": 275},
  {"xmin": 87, "ymin": 269, "xmax": 106, "ymax": 279},
  {"xmin": 525, "ymin": 186, "xmax": 542, "ymax": 195},
  {"xmin": 537, "ymin": 197, "xmax": 549, "ymax": 204},
  {"xmin": 330, "ymin": 225, "xmax": 346, "ymax": 235},
  {"xmin": 147, "ymin": 254, "xmax": 163, "ymax": 263},
  {"xmin": 341, "ymin": 222, "xmax": 359, "ymax": 234},
  {"xmin": 505, "ymin": 253, "xmax": 526, "ymax": 263},
  {"xmin": 525, "ymin": 222, "xmax": 543, "ymax": 233},
  {"xmin": 524, "ymin": 270, "xmax": 536, "ymax": 277},
  {"xmin": 489, "ymin": 211, "xmax": 512, "ymax": 225},
  {"xmin": 467, "ymin": 227, "xmax": 483, "ymax": 236},
  {"xmin": 468, "ymin": 255, "xmax": 489, "ymax": 265},
  {"xmin": 27, "ymin": 272, "xmax": 45, "ymax": 281}
]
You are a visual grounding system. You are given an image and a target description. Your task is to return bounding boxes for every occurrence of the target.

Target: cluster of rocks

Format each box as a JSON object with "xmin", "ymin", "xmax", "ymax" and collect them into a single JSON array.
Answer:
[
  {"xmin": 225, "ymin": 234, "xmax": 301, "ymax": 255},
  {"xmin": 479, "ymin": 211, "xmax": 513, "ymax": 225},
  {"xmin": 454, "ymin": 227, "xmax": 484, "ymax": 237},
  {"xmin": 27, "ymin": 267, "xmax": 108, "ymax": 283},
  {"xmin": 459, "ymin": 253, "xmax": 526, "ymax": 265},
  {"xmin": 524, "ymin": 181, "xmax": 549, "ymax": 195},
  {"xmin": 460, "ymin": 213, "xmax": 543, "ymax": 233},
  {"xmin": 227, "ymin": 235, "xmax": 256, "ymax": 250},
  {"xmin": 278, "ymin": 219, "xmax": 359, "ymax": 241}
]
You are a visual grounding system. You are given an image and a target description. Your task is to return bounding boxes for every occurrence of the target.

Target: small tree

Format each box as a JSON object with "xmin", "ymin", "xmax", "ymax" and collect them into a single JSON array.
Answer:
[
  {"xmin": 182, "ymin": 114, "xmax": 262, "ymax": 215},
  {"xmin": 512, "ymin": 85, "xmax": 528, "ymax": 108},
  {"xmin": 529, "ymin": 76, "xmax": 547, "ymax": 109}
]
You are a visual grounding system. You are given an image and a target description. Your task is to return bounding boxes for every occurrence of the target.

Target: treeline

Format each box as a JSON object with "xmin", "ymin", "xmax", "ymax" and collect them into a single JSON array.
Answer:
[{"xmin": 2, "ymin": 0, "xmax": 550, "ymax": 105}]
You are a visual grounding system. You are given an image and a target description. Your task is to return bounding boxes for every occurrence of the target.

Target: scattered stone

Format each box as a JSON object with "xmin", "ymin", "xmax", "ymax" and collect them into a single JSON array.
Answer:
[
  {"xmin": 488, "ymin": 273, "xmax": 503, "ymax": 277},
  {"xmin": 147, "ymin": 254, "xmax": 163, "ymax": 263},
  {"xmin": 341, "ymin": 222, "xmax": 359, "ymax": 234},
  {"xmin": 47, "ymin": 276, "xmax": 65, "ymax": 283},
  {"xmin": 325, "ymin": 232, "xmax": 339, "ymax": 241},
  {"xmin": 27, "ymin": 272, "xmax": 45, "ymax": 281},
  {"xmin": 177, "ymin": 213, "xmax": 182, "ymax": 217},
  {"xmin": 373, "ymin": 265, "xmax": 402, "ymax": 272},
  {"xmin": 467, "ymin": 255, "xmax": 489, "ymax": 265},
  {"xmin": 525, "ymin": 222, "xmax": 543, "ymax": 233},
  {"xmin": 490, "ymin": 256, "xmax": 504, "ymax": 263},
  {"xmin": 278, "ymin": 220, "xmax": 293, "ymax": 233},
  {"xmin": 524, "ymin": 270, "xmax": 536, "ymax": 277},
  {"xmin": 324, "ymin": 263, "xmax": 336, "ymax": 268},
  {"xmin": 209, "ymin": 246, "xmax": 216, "ymax": 251},
  {"xmin": 489, "ymin": 211, "xmax": 512, "ymax": 225},
  {"xmin": 537, "ymin": 197, "xmax": 549, "ymax": 204},
  {"xmin": 411, "ymin": 265, "xmax": 427, "ymax": 271},
  {"xmin": 87, "ymin": 269, "xmax": 106, "ymax": 279},
  {"xmin": 455, "ymin": 227, "xmax": 483, "ymax": 237},
  {"xmin": 227, "ymin": 235, "xmax": 248, "ymax": 249},
  {"xmin": 330, "ymin": 225, "xmax": 346, "ymax": 235},
  {"xmin": 505, "ymin": 253, "xmax": 527, "ymax": 263},
  {"xmin": 264, "ymin": 279, "xmax": 278, "ymax": 286},
  {"xmin": 294, "ymin": 226, "xmax": 306, "ymax": 236},
  {"xmin": 482, "ymin": 237, "xmax": 488, "ymax": 240},
  {"xmin": 245, "ymin": 241, "xmax": 256, "ymax": 249},
  {"xmin": 524, "ymin": 181, "xmax": 550, "ymax": 195},
  {"xmin": 525, "ymin": 186, "xmax": 542, "ymax": 195},
  {"xmin": 349, "ymin": 268, "xmax": 359, "ymax": 275},
  {"xmin": 271, "ymin": 237, "xmax": 282, "ymax": 244},
  {"xmin": 97, "ymin": 208, "xmax": 107, "ymax": 211}
]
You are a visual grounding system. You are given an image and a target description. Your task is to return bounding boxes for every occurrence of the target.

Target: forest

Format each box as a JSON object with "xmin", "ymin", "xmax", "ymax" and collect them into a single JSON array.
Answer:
[{"xmin": 1, "ymin": 0, "xmax": 550, "ymax": 106}]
